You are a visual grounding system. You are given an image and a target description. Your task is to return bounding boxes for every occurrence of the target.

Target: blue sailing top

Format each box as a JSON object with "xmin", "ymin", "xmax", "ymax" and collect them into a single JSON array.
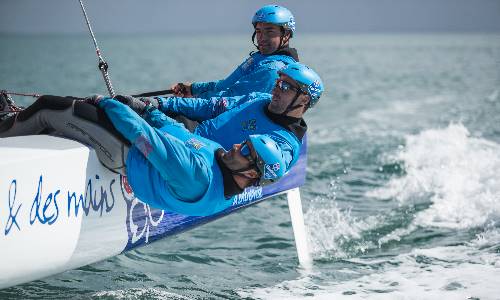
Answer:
[
  {"xmin": 157, "ymin": 92, "xmax": 304, "ymax": 172},
  {"xmin": 191, "ymin": 49, "xmax": 298, "ymax": 98},
  {"xmin": 98, "ymin": 99, "xmax": 232, "ymax": 216}
]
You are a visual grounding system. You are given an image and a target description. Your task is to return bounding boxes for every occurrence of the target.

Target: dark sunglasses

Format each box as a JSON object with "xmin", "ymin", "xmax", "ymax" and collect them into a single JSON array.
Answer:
[
  {"xmin": 240, "ymin": 141, "xmax": 258, "ymax": 166},
  {"xmin": 239, "ymin": 141, "xmax": 264, "ymax": 185},
  {"xmin": 276, "ymin": 79, "xmax": 302, "ymax": 94}
]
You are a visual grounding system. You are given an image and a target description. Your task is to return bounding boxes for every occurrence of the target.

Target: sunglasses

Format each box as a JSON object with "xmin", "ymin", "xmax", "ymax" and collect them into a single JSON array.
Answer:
[
  {"xmin": 240, "ymin": 141, "xmax": 263, "ymax": 185},
  {"xmin": 240, "ymin": 141, "xmax": 256, "ymax": 164},
  {"xmin": 276, "ymin": 79, "xmax": 302, "ymax": 94}
]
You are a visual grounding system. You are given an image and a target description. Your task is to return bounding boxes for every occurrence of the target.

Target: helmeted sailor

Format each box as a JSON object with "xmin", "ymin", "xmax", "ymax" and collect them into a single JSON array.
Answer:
[
  {"xmin": 170, "ymin": 5, "xmax": 299, "ymax": 99},
  {"xmin": 0, "ymin": 96, "xmax": 286, "ymax": 216},
  {"xmin": 119, "ymin": 62, "xmax": 324, "ymax": 174}
]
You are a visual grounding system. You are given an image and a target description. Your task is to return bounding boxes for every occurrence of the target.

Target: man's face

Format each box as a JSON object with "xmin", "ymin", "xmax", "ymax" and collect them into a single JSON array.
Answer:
[
  {"xmin": 255, "ymin": 22, "xmax": 284, "ymax": 55},
  {"xmin": 221, "ymin": 141, "xmax": 259, "ymax": 175},
  {"xmin": 268, "ymin": 74, "xmax": 308, "ymax": 114}
]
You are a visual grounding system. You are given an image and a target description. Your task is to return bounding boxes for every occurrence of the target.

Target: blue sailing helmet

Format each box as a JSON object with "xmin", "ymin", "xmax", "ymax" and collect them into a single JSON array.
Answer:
[
  {"xmin": 252, "ymin": 5, "xmax": 295, "ymax": 37},
  {"xmin": 248, "ymin": 134, "xmax": 286, "ymax": 186},
  {"xmin": 278, "ymin": 62, "xmax": 324, "ymax": 107}
]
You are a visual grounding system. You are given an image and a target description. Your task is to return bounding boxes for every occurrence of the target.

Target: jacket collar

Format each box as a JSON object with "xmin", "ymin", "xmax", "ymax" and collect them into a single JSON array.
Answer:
[{"xmin": 264, "ymin": 106, "xmax": 307, "ymax": 141}]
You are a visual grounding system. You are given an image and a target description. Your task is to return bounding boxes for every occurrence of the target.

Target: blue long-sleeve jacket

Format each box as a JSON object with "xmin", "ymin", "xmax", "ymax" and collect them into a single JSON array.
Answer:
[
  {"xmin": 191, "ymin": 51, "xmax": 297, "ymax": 98},
  {"xmin": 158, "ymin": 93, "xmax": 303, "ymax": 172},
  {"xmin": 97, "ymin": 99, "xmax": 233, "ymax": 216}
]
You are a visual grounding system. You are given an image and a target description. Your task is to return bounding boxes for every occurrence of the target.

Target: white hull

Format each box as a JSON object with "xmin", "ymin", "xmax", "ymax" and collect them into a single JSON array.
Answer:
[
  {"xmin": 1, "ymin": 136, "xmax": 130, "ymax": 288},
  {"xmin": 0, "ymin": 135, "xmax": 307, "ymax": 288}
]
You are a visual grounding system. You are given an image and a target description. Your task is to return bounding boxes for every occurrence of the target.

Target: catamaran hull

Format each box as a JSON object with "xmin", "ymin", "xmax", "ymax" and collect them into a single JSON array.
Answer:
[{"xmin": 0, "ymin": 135, "xmax": 306, "ymax": 289}]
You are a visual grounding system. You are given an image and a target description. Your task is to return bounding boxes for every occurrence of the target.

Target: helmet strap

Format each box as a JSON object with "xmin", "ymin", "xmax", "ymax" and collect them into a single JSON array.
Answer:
[
  {"xmin": 277, "ymin": 28, "xmax": 290, "ymax": 51},
  {"xmin": 231, "ymin": 164, "xmax": 256, "ymax": 174},
  {"xmin": 232, "ymin": 168, "xmax": 260, "ymax": 188},
  {"xmin": 216, "ymin": 148, "xmax": 259, "ymax": 196},
  {"xmin": 282, "ymin": 91, "xmax": 304, "ymax": 115},
  {"xmin": 277, "ymin": 35, "xmax": 285, "ymax": 51},
  {"xmin": 251, "ymin": 31, "xmax": 259, "ymax": 50}
]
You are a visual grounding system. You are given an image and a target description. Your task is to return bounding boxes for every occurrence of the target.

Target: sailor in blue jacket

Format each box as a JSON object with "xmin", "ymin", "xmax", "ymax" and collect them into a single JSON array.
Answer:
[
  {"xmin": 0, "ymin": 95, "xmax": 287, "ymax": 216},
  {"xmin": 170, "ymin": 5, "xmax": 299, "ymax": 99},
  {"xmin": 120, "ymin": 63, "xmax": 324, "ymax": 174}
]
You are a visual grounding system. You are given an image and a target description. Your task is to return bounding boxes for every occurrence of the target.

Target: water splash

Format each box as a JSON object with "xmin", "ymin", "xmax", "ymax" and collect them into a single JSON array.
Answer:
[
  {"xmin": 369, "ymin": 123, "xmax": 500, "ymax": 230},
  {"xmin": 92, "ymin": 288, "xmax": 191, "ymax": 300},
  {"xmin": 239, "ymin": 234, "xmax": 500, "ymax": 300},
  {"xmin": 304, "ymin": 179, "xmax": 382, "ymax": 259}
]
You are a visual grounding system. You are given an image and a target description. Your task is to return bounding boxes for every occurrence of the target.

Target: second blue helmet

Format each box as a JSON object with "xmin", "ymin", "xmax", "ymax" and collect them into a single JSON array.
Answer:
[
  {"xmin": 252, "ymin": 5, "xmax": 295, "ymax": 36},
  {"xmin": 278, "ymin": 62, "xmax": 324, "ymax": 107}
]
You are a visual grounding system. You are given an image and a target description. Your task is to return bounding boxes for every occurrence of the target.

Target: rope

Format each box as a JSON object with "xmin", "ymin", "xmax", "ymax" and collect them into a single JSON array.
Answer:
[
  {"xmin": 0, "ymin": 90, "xmax": 41, "ymax": 98},
  {"xmin": 78, "ymin": 0, "xmax": 116, "ymax": 98},
  {"xmin": 132, "ymin": 89, "xmax": 174, "ymax": 97}
]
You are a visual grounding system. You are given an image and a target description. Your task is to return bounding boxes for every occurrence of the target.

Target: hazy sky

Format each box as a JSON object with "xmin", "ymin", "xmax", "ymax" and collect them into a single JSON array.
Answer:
[{"xmin": 1, "ymin": 0, "xmax": 500, "ymax": 34}]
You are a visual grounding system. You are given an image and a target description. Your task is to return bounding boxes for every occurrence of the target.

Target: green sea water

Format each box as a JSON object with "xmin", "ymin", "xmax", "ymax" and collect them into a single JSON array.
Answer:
[{"xmin": 1, "ymin": 33, "xmax": 500, "ymax": 299}]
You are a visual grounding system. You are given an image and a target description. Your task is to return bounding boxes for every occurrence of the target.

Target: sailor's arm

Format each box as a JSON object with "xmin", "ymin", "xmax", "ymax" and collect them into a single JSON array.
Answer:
[
  {"xmin": 190, "ymin": 57, "xmax": 247, "ymax": 98},
  {"xmin": 105, "ymin": 94, "xmax": 244, "ymax": 123},
  {"xmin": 156, "ymin": 94, "xmax": 250, "ymax": 121},
  {"xmin": 215, "ymin": 63, "xmax": 283, "ymax": 97},
  {"xmin": 189, "ymin": 80, "xmax": 219, "ymax": 98},
  {"xmin": 98, "ymin": 99, "xmax": 210, "ymax": 196}
]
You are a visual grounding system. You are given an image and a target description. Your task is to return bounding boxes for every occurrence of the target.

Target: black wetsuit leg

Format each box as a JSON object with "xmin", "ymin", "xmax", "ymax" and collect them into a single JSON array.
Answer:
[{"xmin": 0, "ymin": 95, "xmax": 130, "ymax": 175}]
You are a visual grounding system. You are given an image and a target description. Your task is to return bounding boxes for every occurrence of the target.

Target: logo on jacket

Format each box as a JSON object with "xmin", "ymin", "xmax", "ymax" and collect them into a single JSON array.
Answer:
[
  {"xmin": 241, "ymin": 119, "xmax": 257, "ymax": 131},
  {"xmin": 185, "ymin": 138, "xmax": 205, "ymax": 150},
  {"xmin": 135, "ymin": 135, "xmax": 153, "ymax": 158}
]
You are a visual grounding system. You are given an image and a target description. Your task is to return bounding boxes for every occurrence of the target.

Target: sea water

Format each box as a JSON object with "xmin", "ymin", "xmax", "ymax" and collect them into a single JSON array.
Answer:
[{"xmin": 0, "ymin": 33, "xmax": 499, "ymax": 299}]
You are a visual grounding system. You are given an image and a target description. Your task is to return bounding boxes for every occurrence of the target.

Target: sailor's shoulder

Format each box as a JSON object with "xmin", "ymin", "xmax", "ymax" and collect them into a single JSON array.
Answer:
[
  {"xmin": 260, "ymin": 54, "xmax": 296, "ymax": 65},
  {"xmin": 241, "ymin": 53, "xmax": 261, "ymax": 67},
  {"xmin": 247, "ymin": 92, "xmax": 272, "ymax": 102}
]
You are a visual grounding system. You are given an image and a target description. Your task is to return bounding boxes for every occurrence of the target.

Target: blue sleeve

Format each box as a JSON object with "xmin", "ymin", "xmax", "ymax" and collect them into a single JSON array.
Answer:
[
  {"xmin": 98, "ymin": 99, "xmax": 210, "ymax": 188},
  {"xmin": 201, "ymin": 60, "xmax": 287, "ymax": 98},
  {"xmin": 157, "ymin": 94, "xmax": 251, "ymax": 121},
  {"xmin": 190, "ymin": 80, "xmax": 220, "ymax": 97},
  {"xmin": 143, "ymin": 107, "xmax": 180, "ymax": 129},
  {"xmin": 191, "ymin": 57, "xmax": 247, "ymax": 98},
  {"xmin": 216, "ymin": 62, "xmax": 283, "ymax": 97}
]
